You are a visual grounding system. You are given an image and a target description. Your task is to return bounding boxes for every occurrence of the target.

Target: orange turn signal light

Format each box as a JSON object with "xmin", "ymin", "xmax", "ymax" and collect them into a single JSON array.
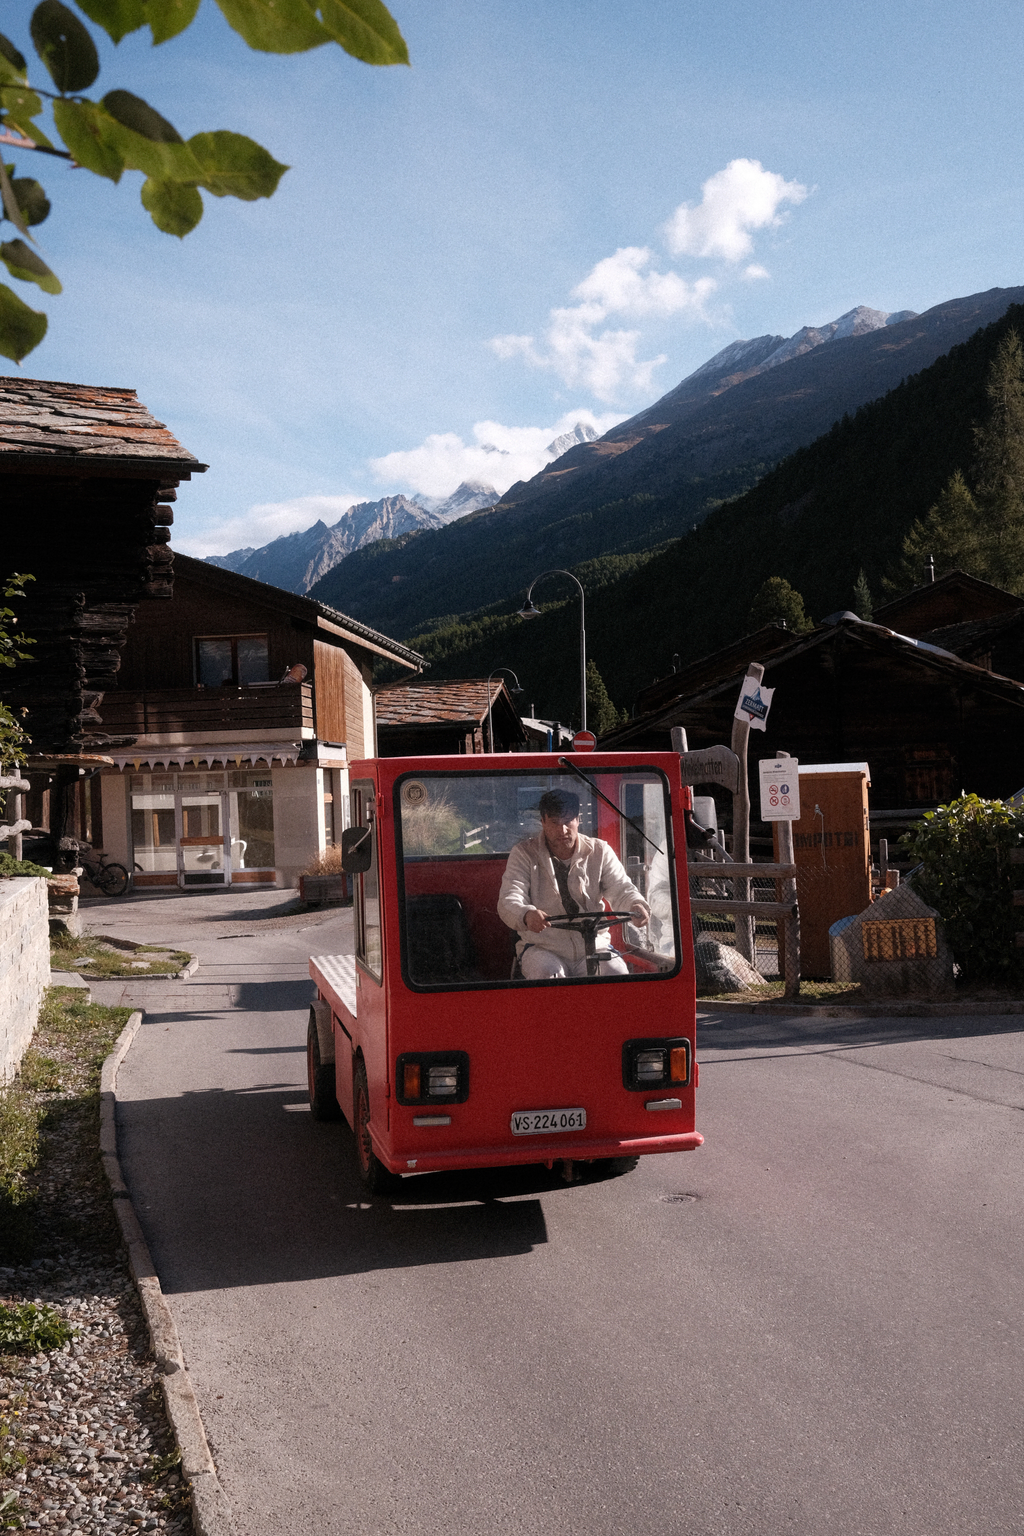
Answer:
[
  {"xmin": 403, "ymin": 1062, "xmax": 422, "ymax": 1099},
  {"xmin": 669, "ymin": 1045, "xmax": 689, "ymax": 1085}
]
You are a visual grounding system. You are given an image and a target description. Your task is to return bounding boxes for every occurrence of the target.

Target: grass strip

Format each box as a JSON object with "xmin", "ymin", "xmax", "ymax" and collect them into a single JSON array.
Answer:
[{"xmin": 49, "ymin": 933, "xmax": 191, "ymax": 979}]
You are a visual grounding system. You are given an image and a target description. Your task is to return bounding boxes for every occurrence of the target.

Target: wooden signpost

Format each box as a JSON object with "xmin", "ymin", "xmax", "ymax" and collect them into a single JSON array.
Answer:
[{"xmin": 672, "ymin": 670, "xmax": 801, "ymax": 999}]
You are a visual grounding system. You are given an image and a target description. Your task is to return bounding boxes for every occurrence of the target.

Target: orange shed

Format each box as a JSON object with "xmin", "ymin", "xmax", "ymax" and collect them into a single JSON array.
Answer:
[{"xmin": 774, "ymin": 762, "xmax": 871, "ymax": 978}]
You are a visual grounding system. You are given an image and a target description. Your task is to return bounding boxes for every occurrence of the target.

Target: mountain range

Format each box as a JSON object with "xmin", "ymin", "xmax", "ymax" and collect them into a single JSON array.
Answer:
[
  {"xmin": 205, "ymin": 482, "xmax": 501, "ymax": 595},
  {"xmin": 306, "ymin": 285, "xmax": 1024, "ymax": 644},
  {"xmin": 363, "ymin": 295, "xmax": 1024, "ymax": 728},
  {"xmin": 203, "ymin": 421, "xmax": 603, "ymax": 596}
]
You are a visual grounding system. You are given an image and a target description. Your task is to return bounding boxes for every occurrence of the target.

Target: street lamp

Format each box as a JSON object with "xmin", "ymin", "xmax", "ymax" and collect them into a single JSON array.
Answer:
[
  {"xmin": 486, "ymin": 666, "xmax": 523, "ymax": 754},
  {"xmin": 517, "ymin": 569, "xmax": 587, "ymax": 735}
]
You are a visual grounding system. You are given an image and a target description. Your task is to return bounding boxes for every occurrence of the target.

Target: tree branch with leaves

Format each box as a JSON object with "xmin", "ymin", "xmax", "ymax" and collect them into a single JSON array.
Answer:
[{"xmin": 0, "ymin": 0, "xmax": 408, "ymax": 362}]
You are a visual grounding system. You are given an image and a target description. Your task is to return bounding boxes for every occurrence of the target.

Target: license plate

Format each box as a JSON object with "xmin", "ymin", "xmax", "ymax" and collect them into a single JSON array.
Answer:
[{"xmin": 510, "ymin": 1107, "xmax": 586, "ymax": 1136}]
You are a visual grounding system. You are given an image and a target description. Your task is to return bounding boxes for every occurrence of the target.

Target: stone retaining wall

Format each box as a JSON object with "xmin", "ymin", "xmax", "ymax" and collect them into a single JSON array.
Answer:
[{"xmin": 0, "ymin": 877, "xmax": 50, "ymax": 1083}]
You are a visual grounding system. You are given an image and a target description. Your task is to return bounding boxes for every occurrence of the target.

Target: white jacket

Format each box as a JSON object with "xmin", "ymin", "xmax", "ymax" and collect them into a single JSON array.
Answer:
[{"xmin": 497, "ymin": 831, "xmax": 648, "ymax": 966}]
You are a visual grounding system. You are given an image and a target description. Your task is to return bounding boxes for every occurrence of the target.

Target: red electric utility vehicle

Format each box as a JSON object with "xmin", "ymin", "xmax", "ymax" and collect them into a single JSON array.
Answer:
[{"xmin": 307, "ymin": 750, "xmax": 702, "ymax": 1190}]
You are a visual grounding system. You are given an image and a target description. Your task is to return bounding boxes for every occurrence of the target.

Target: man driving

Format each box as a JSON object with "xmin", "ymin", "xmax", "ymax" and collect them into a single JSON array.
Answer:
[{"xmin": 498, "ymin": 788, "xmax": 650, "ymax": 979}]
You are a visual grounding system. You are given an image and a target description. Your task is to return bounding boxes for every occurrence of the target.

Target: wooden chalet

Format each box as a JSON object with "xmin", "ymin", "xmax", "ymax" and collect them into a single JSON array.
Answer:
[
  {"xmin": 374, "ymin": 679, "xmax": 528, "ymax": 756},
  {"xmin": 1, "ymin": 375, "xmax": 206, "ymax": 847},
  {"xmin": 602, "ymin": 610, "xmax": 1024, "ymax": 830},
  {"xmin": 94, "ymin": 555, "xmax": 424, "ymax": 889},
  {"xmin": 873, "ymin": 568, "xmax": 1024, "ymax": 682}
]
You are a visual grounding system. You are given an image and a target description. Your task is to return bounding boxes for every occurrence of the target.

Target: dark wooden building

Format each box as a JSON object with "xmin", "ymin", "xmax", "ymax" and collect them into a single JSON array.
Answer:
[
  {"xmin": 602, "ymin": 611, "xmax": 1024, "ymax": 828},
  {"xmin": 375, "ymin": 680, "xmax": 528, "ymax": 756},
  {"xmin": 96, "ymin": 555, "xmax": 424, "ymax": 888},
  {"xmin": 1, "ymin": 375, "xmax": 206, "ymax": 847}
]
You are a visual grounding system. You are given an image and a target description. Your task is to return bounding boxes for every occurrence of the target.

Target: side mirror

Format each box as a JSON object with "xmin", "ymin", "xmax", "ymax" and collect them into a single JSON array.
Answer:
[{"xmin": 340, "ymin": 824, "xmax": 372, "ymax": 874}]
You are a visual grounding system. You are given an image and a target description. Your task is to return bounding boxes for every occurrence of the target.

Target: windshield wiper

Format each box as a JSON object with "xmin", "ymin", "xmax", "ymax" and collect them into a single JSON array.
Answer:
[{"xmin": 557, "ymin": 756, "xmax": 663, "ymax": 855}]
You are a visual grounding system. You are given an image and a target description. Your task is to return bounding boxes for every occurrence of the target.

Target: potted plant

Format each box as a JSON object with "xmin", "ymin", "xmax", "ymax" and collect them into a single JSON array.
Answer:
[{"xmin": 298, "ymin": 846, "xmax": 351, "ymax": 907}]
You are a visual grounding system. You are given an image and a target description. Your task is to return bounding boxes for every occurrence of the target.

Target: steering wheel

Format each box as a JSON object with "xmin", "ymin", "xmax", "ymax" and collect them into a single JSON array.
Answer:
[{"xmin": 544, "ymin": 911, "xmax": 637, "ymax": 931}]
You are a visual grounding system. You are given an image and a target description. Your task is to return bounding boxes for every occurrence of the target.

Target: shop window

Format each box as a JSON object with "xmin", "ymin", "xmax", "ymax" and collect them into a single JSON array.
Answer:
[{"xmin": 195, "ymin": 635, "xmax": 270, "ymax": 687}]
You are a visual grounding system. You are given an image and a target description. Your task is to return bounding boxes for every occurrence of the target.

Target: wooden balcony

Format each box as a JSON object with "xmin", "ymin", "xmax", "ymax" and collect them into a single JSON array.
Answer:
[{"xmin": 96, "ymin": 682, "xmax": 314, "ymax": 739}]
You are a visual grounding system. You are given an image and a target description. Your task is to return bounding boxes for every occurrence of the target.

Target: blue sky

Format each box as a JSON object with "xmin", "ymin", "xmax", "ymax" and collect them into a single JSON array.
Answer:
[{"xmin": 7, "ymin": 0, "xmax": 1024, "ymax": 554}]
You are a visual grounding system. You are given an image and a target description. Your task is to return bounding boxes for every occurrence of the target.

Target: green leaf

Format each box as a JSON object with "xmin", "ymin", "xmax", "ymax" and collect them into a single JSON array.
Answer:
[
  {"xmin": 52, "ymin": 97, "xmax": 124, "ymax": 180},
  {"xmin": 1, "ymin": 238, "xmax": 62, "ymax": 293},
  {"xmin": 100, "ymin": 91, "xmax": 199, "ymax": 179},
  {"xmin": 145, "ymin": 0, "xmax": 202, "ymax": 44},
  {"xmin": 140, "ymin": 176, "xmax": 202, "ymax": 234},
  {"xmin": 74, "ymin": 0, "xmax": 147, "ymax": 44},
  {"xmin": 213, "ymin": 0, "xmax": 330, "ymax": 54},
  {"xmin": 0, "ymin": 159, "xmax": 31, "ymax": 239},
  {"xmin": 316, "ymin": 0, "xmax": 408, "ymax": 65},
  {"xmin": 1, "ymin": 86, "xmax": 57, "ymax": 149},
  {"xmin": 187, "ymin": 130, "xmax": 287, "ymax": 199},
  {"xmin": 102, "ymin": 88, "xmax": 184, "ymax": 142},
  {"xmin": 0, "ymin": 282, "xmax": 47, "ymax": 362},
  {"xmin": 0, "ymin": 35, "xmax": 28, "ymax": 75},
  {"xmin": 30, "ymin": 0, "xmax": 100, "ymax": 92},
  {"xmin": 11, "ymin": 178, "xmax": 51, "ymax": 226}
]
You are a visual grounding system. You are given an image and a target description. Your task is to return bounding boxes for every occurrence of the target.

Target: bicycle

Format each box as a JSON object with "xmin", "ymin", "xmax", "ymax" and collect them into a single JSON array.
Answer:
[{"xmin": 57, "ymin": 838, "xmax": 131, "ymax": 897}]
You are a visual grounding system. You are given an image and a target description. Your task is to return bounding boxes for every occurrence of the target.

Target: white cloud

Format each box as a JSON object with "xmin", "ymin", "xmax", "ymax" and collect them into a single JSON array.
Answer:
[
  {"xmin": 490, "ymin": 247, "xmax": 715, "ymax": 402},
  {"xmin": 744, "ymin": 263, "xmax": 771, "ymax": 281},
  {"xmin": 175, "ymin": 494, "xmax": 358, "ymax": 557},
  {"xmin": 664, "ymin": 158, "xmax": 808, "ymax": 262},
  {"xmin": 369, "ymin": 409, "xmax": 626, "ymax": 498}
]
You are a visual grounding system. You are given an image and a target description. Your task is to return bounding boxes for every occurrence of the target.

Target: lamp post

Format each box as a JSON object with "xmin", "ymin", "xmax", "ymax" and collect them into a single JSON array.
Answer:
[
  {"xmin": 485, "ymin": 667, "xmax": 523, "ymax": 754},
  {"xmin": 517, "ymin": 569, "xmax": 587, "ymax": 735}
]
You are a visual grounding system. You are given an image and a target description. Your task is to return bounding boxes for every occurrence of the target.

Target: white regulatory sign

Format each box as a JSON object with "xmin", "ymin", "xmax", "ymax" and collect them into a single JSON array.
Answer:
[{"xmin": 758, "ymin": 758, "xmax": 800, "ymax": 821}]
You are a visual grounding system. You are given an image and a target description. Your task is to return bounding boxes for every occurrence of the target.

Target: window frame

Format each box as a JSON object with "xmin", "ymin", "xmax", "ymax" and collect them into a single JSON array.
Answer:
[
  {"xmin": 352, "ymin": 780, "xmax": 383, "ymax": 984},
  {"xmin": 393, "ymin": 766, "xmax": 682, "ymax": 994},
  {"xmin": 193, "ymin": 633, "xmax": 270, "ymax": 688}
]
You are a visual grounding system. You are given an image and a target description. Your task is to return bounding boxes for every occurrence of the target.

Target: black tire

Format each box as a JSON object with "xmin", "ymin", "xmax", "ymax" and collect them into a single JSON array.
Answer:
[
  {"xmin": 307, "ymin": 1015, "xmax": 341, "ymax": 1121},
  {"xmin": 94, "ymin": 862, "xmax": 130, "ymax": 896},
  {"xmin": 589, "ymin": 1156, "xmax": 640, "ymax": 1179},
  {"xmin": 353, "ymin": 1060, "xmax": 400, "ymax": 1194}
]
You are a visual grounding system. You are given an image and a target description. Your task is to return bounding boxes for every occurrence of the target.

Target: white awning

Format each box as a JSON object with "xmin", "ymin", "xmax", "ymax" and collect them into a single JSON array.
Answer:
[{"xmin": 107, "ymin": 744, "xmax": 303, "ymax": 770}]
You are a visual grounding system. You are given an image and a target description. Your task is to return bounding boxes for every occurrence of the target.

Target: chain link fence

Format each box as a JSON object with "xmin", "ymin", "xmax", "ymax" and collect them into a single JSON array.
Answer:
[{"xmin": 688, "ymin": 858, "xmax": 783, "ymax": 984}]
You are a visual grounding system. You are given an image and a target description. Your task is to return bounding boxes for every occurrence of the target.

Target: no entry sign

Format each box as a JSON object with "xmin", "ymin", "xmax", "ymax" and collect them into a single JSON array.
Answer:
[
  {"xmin": 759, "ymin": 758, "xmax": 800, "ymax": 820},
  {"xmin": 573, "ymin": 730, "xmax": 597, "ymax": 752}
]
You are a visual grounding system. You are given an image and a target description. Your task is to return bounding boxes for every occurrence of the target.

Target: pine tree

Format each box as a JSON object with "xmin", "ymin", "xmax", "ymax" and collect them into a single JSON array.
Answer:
[
  {"xmin": 974, "ymin": 329, "xmax": 1024, "ymax": 513},
  {"xmin": 747, "ymin": 576, "xmax": 812, "ymax": 633},
  {"xmin": 852, "ymin": 569, "xmax": 873, "ymax": 620},
  {"xmin": 586, "ymin": 659, "xmax": 621, "ymax": 737},
  {"xmin": 884, "ymin": 333, "xmax": 1024, "ymax": 597},
  {"xmin": 883, "ymin": 470, "xmax": 984, "ymax": 594}
]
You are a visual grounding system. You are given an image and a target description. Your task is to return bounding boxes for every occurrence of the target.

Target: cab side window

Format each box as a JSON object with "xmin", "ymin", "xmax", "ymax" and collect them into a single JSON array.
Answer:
[{"xmin": 352, "ymin": 782, "xmax": 382, "ymax": 981}]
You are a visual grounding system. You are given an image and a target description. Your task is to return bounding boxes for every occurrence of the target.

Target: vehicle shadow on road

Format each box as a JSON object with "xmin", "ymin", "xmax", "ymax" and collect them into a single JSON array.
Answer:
[
  {"xmin": 698, "ymin": 1009, "xmax": 1024, "ymax": 1055},
  {"xmin": 118, "ymin": 1085, "xmax": 552, "ymax": 1294}
]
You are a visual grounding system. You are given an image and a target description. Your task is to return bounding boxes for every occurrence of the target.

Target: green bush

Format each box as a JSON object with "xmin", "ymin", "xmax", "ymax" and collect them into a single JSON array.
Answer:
[
  {"xmin": 0, "ymin": 850, "xmax": 50, "ymax": 878},
  {"xmin": 0, "ymin": 1301, "xmax": 74, "ymax": 1353},
  {"xmin": 900, "ymin": 794, "xmax": 1024, "ymax": 984}
]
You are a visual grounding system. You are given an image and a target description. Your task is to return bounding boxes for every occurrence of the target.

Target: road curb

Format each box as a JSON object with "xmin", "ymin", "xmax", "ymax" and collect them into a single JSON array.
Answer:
[
  {"xmin": 100, "ymin": 1012, "xmax": 235, "ymax": 1536},
  {"xmin": 699, "ymin": 997, "xmax": 1024, "ymax": 1019},
  {"xmin": 175, "ymin": 956, "xmax": 200, "ymax": 979}
]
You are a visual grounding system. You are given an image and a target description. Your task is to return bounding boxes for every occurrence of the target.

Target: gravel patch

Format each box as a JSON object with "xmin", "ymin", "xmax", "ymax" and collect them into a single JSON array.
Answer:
[{"xmin": 0, "ymin": 994, "xmax": 192, "ymax": 1535}]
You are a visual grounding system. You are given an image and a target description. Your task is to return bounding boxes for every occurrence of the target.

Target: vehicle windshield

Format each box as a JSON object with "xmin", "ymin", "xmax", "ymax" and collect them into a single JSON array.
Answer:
[{"xmin": 394, "ymin": 767, "xmax": 679, "ymax": 990}]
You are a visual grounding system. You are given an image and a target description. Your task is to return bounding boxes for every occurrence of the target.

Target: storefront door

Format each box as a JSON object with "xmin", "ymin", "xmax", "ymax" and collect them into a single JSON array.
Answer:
[{"xmin": 130, "ymin": 770, "xmax": 276, "ymax": 887}]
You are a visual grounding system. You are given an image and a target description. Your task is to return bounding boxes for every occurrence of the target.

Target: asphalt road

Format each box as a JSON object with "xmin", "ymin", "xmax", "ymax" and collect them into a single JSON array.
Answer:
[{"xmin": 93, "ymin": 890, "xmax": 1024, "ymax": 1536}]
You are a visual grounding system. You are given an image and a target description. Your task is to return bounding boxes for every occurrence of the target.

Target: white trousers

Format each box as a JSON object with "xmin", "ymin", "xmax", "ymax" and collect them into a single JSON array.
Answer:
[{"xmin": 520, "ymin": 946, "xmax": 629, "ymax": 980}]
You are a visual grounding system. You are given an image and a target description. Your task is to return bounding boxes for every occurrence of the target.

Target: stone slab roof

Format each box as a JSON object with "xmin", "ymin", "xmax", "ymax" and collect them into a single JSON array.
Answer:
[
  {"xmin": 375, "ymin": 679, "xmax": 505, "ymax": 726},
  {"xmin": 0, "ymin": 375, "xmax": 207, "ymax": 476}
]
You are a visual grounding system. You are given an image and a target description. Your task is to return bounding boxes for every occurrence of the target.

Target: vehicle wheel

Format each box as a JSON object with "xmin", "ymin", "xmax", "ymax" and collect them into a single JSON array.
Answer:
[
  {"xmin": 95, "ymin": 862, "xmax": 130, "ymax": 896},
  {"xmin": 307, "ymin": 1015, "xmax": 341, "ymax": 1121},
  {"xmin": 589, "ymin": 1156, "xmax": 640, "ymax": 1178},
  {"xmin": 353, "ymin": 1060, "xmax": 400, "ymax": 1194}
]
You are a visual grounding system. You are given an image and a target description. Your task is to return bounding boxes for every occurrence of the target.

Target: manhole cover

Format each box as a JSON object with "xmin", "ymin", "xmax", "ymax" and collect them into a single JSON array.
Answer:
[{"xmin": 660, "ymin": 1192, "xmax": 700, "ymax": 1203}]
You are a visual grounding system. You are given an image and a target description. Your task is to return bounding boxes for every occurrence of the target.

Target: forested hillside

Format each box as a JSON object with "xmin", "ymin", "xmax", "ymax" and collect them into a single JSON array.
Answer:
[
  {"xmin": 387, "ymin": 303, "xmax": 1024, "ymax": 728},
  {"xmin": 308, "ymin": 285, "xmax": 1024, "ymax": 645}
]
